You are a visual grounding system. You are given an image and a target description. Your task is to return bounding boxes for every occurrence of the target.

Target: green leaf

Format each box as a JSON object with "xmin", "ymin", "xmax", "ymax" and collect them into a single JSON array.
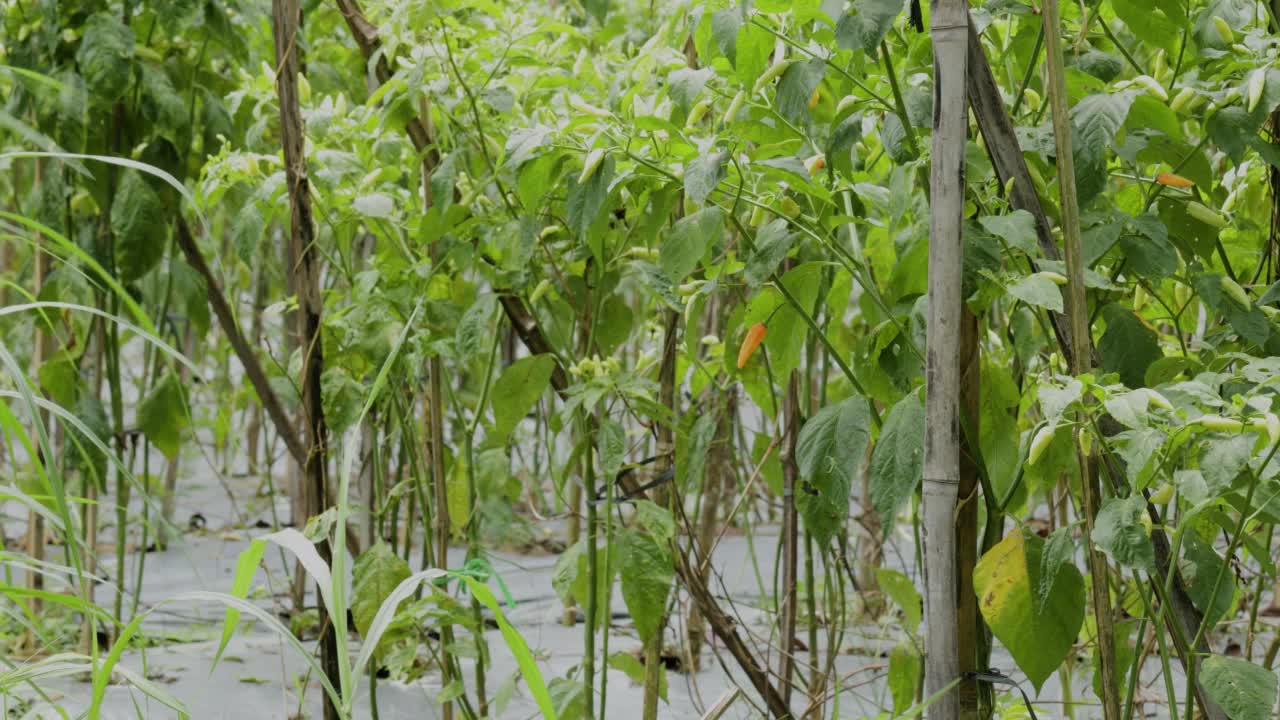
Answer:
[
  {"xmin": 827, "ymin": 112, "xmax": 863, "ymax": 170},
  {"xmin": 1112, "ymin": 0, "xmax": 1179, "ymax": 52},
  {"xmin": 975, "ymin": 527, "xmax": 1085, "ymax": 691},
  {"xmin": 979, "ymin": 210, "xmax": 1039, "ymax": 254},
  {"xmin": 1007, "ymin": 273, "xmax": 1064, "ymax": 313},
  {"xmin": 797, "ymin": 394, "xmax": 873, "ymax": 549},
  {"xmin": 320, "ymin": 367, "xmax": 364, "ymax": 434},
  {"xmin": 351, "ymin": 542, "xmax": 411, "ymax": 639},
  {"xmin": 1083, "ymin": 217, "xmax": 1124, "ymax": 266},
  {"xmin": 438, "ymin": 680, "xmax": 466, "ymax": 704},
  {"xmin": 835, "ymin": 0, "xmax": 902, "ymax": 53},
  {"xmin": 430, "ymin": 152, "xmax": 458, "ymax": 212},
  {"xmin": 676, "ymin": 411, "xmax": 716, "ymax": 494},
  {"xmin": 489, "ymin": 355, "xmax": 556, "ymax": 442},
  {"xmin": 618, "ymin": 529, "xmax": 673, "ymax": 644},
  {"xmin": 710, "ymin": 8, "xmax": 742, "ymax": 65},
  {"xmin": 668, "ymin": 68, "xmax": 713, "ymax": 114},
  {"xmin": 595, "ymin": 294, "xmax": 633, "ymax": 355},
  {"xmin": 963, "ymin": 221, "xmax": 1002, "ymax": 299},
  {"xmin": 1192, "ymin": 272, "xmax": 1272, "ymax": 346},
  {"xmin": 684, "ymin": 151, "xmax": 727, "ymax": 206},
  {"xmin": 608, "ymin": 652, "xmax": 667, "ymax": 701},
  {"xmin": 1098, "ymin": 304, "xmax": 1162, "ymax": 388},
  {"xmin": 745, "ymin": 219, "xmax": 795, "ymax": 288},
  {"xmin": 1119, "ymin": 428, "xmax": 1164, "ymax": 488},
  {"xmin": 1200, "ymin": 656, "xmax": 1278, "ymax": 720},
  {"xmin": 1120, "ymin": 214, "xmax": 1177, "ymax": 279},
  {"xmin": 1208, "ymin": 106, "xmax": 1257, "ymax": 162},
  {"xmin": 169, "ymin": 258, "xmax": 210, "ymax": 335},
  {"xmin": 661, "ymin": 207, "xmax": 723, "ymax": 282},
  {"xmin": 566, "ymin": 155, "xmax": 614, "ymax": 241},
  {"xmin": 1074, "ymin": 50, "xmax": 1123, "ymax": 83},
  {"xmin": 76, "ymin": 13, "xmax": 135, "ymax": 101},
  {"xmin": 456, "ymin": 296, "xmax": 496, "ymax": 361},
  {"xmin": 597, "ymin": 419, "xmax": 625, "ymax": 479},
  {"xmin": 1126, "ymin": 95, "xmax": 1183, "ymax": 142},
  {"xmin": 1104, "ymin": 390, "xmax": 1152, "ymax": 430},
  {"xmin": 1182, "ymin": 529, "xmax": 1237, "ymax": 628},
  {"xmin": 38, "ymin": 352, "xmax": 80, "ymax": 409},
  {"xmin": 881, "ymin": 112, "xmax": 913, "ymax": 163},
  {"xmin": 232, "ymin": 202, "xmax": 263, "ymax": 266},
  {"xmin": 633, "ymin": 500, "xmax": 675, "ymax": 541},
  {"xmin": 776, "ymin": 59, "xmax": 825, "ymax": 124},
  {"xmin": 215, "ymin": 539, "xmax": 267, "ymax": 667},
  {"xmin": 868, "ymin": 393, "xmax": 923, "ymax": 538},
  {"xmin": 456, "ymin": 576, "xmax": 559, "ymax": 720},
  {"xmin": 549, "ymin": 676, "xmax": 584, "ymax": 720},
  {"xmin": 1093, "ymin": 495, "xmax": 1155, "ymax": 571},
  {"xmin": 140, "ymin": 65, "xmax": 186, "ymax": 132},
  {"xmin": 109, "ymin": 170, "xmax": 167, "ymax": 282},
  {"xmin": 743, "ymin": 25, "xmax": 777, "ymax": 83},
  {"xmin": 504, "ymin": 126, "xmax": 552, "ymax": 168},
  {"xmin": 888, "ymin": 642, "xmax": 921, "ymax": 714},
  {"xmin": 584, "ymin": 0, "xmax": 608, "ymax": 22},
  {"xmin": 1037, "ymin": 528, "xmax": 1075, "ymax": 614},
  {"xmin": 552, "ymin": 540, "xmax": 617, "ymax": 632},
  {"xmin": 875, "ymin": 568, "xmax": 921, "ymax": 634},
  {"xmin": 1195, "ymin": 0, "xmax": 1254, "ymax": 51},
  {"xmin": 1201, "ymin": 435, "xmax": 1254, "ymax": 494},
  {"xmin": 1072, "ymin": 91, "xmax": 1138, "ymax": 205},
  {"xmin": 137, "ymin": 371, "xmax": 189, "ymax": 460}
]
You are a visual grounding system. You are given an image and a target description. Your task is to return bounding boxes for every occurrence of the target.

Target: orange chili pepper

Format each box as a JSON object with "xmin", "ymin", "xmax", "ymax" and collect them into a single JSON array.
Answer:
[
  {"xmin": 737, "ymin": 322, "xmax": 768, "ymax": 369},
  {"xmin": 1155, "ymin": 172, "xmax": 1195, "ymax": 188},
  {"xmin": 808, "ymin": 89, "xmax": 820, "ymax": 109}
]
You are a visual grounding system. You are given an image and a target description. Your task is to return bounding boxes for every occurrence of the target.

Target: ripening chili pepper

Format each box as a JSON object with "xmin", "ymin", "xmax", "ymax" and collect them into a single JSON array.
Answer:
[
  {"xmin": 1155, "ymin": 172, "xmax": 1195, "ymax": 188},
  {"xmin": 737, "ymin": 322, "xmax": 768, "ymax": 369}
]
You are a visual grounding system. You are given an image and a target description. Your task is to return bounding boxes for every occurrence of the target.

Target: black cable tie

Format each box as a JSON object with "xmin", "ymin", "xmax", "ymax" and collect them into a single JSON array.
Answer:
[
  {"xmin": 587, "ymin": 466, "xmax": 675, "ymax": 507},
  {"xmin": 962, "ymin": 669, "xmax": 1038, "ymax": 720}
]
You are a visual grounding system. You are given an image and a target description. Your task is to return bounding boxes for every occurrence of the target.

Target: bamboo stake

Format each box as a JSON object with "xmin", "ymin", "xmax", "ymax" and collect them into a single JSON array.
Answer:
[
  {"xmin": 244, "ymin": 260, "xmax": 268, "ymax": 476},
  {"xmin": 956, "ymin": 309, "xmax": 984, "ymax": 719},
  {"xmin": 1039, "ymin": 3, "xmax": 1121, "ymax": 718},
  {"xmin": 643, "ymin": 309, "xmax": 679, "ymax": 720},
  {"xmin": 922, "ymin": 2, "xmax": 970, "ymax": 719},
  {"xmin": 270, "ymin": 3, "xmax": 340, "ymax": 718},
  {"xmin": 778, "ymin": 371, "xmax": 801, "ymax": 708}
]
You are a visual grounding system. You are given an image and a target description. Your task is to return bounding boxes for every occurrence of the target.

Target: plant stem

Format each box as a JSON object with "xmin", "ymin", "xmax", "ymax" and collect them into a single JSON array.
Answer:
[
  {"xmin": 583, "ymin": 418, "xmax": 598, "ymax": 720},
  {"xmin": 1041, "ymin": 3, "xmax": 1121, "ymax": 718},
  {"xmin": 464, "ymin": 329, "xmax": 502, "ymax": 717}
]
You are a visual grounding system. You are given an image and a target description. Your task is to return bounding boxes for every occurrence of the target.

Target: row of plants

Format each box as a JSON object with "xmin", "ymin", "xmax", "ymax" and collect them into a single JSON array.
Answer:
[{"xmin": 4, "ymin": 0, "xmax": 1280, "ymax": 718}]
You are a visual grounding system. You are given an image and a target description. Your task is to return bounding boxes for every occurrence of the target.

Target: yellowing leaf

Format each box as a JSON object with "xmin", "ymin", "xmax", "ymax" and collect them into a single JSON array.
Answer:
[{"xmin": 974, "ymin": 527, "xmax": 1085, "ymax": 691}]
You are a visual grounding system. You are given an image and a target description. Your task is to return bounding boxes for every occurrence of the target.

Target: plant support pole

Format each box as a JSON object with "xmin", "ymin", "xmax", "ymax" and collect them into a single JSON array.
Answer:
[
  {"xmin": 271, "ymin": 3, "xmax": 340, "ymax": 719},
  {"xmin": 1040, "ymin": 3, "xmax": 1121, "ymax": 718},
  {"xmin": 923, "ymin": 2, "xmax": 969, "ymax": 720}
]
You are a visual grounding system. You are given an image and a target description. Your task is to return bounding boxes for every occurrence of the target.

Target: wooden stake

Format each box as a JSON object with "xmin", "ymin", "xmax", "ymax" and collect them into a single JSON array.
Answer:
[
  {"xmin": 269, "ymin": 3, "xmax": 340, "ymax": 718},
  {"xmin": 922, "ymin": 2, "xmax": 970, "ymax": 719},
  {"xmin": 1039, "ymin": 3, "xmax": 1121, "ymax": 718}
]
